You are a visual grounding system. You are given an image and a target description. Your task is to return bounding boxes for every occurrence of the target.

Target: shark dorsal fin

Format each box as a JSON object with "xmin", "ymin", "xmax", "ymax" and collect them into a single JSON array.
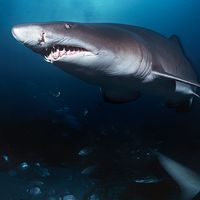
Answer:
[
  {"xmin": 169, "ymin": 35, "xmax": 185, "ymax": 53},
  {"xmin": 169, "ymin": 35, "xmax": 181, "ymax": 45}
]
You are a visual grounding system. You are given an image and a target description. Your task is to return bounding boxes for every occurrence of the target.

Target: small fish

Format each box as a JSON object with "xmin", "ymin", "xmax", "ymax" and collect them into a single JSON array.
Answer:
[
  {"xmin": 78, "ymin": 146, "xmax": 95, "ymax": 157},
  {"xmin": 89, "ymin": 194, "xmax": 100, "ymax": 200},
  {"xmin": 133, "ymin": 175, "xmax": 163, "ymax": 184},
  {"xmin": 36, "ymin": 167, "xmax": 50, "ymax": 177},
  {"xmin": 2, "ymin": 155, "xmax": 9, "ymax": 162},
  {"xmin": 83, "ymin": 108, "xmax": 89, "ymax": 117},
  {"xmin": 19, "ymin": 162, "xmax": 29, "ymax": 171},
  {"xmin": 81, "ymin": 166, "xmax": 96, "ymax": 175},
  {"xmin": 28, "ymin": 186, "xmax": 42, "ymax": 196},
  {"xmin": 49, "ymin": 90, "xmax": 61, "ymax": 98},
  {"xmin": 62, "ymin": 194, "xmax": 76, "ymax": 200}
]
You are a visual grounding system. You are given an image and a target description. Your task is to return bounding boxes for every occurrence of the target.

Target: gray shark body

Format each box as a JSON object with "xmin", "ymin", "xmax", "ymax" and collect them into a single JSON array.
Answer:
[
  {"xmin": 12, "ymin": 22, "xmax": 200, "ymax": 111},
  {"xmin": 158, "ymin": 153, "xmax": 200, "ymax": 200}
]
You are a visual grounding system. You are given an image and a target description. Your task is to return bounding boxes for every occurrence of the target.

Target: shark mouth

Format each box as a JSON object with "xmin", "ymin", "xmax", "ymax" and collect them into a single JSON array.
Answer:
[{"xmin": 42, "ymin": 45, "xmax": 94, "ymax": 63}]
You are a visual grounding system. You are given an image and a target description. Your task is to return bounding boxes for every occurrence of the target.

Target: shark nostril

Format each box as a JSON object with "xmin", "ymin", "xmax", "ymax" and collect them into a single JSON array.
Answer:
[{"xmin": 38, "ymin": 32, "xmax": 46, "ymax": 45}]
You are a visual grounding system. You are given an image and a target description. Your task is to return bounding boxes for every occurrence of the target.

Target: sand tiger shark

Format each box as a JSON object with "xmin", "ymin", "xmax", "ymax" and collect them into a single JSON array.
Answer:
[
  {"xmin": 158, "ymin": 153, "xmax": 200, "ymax": 200},
  {"xmin": 12, "ymin": 22, "xmax": 200, "ymax": 112}
]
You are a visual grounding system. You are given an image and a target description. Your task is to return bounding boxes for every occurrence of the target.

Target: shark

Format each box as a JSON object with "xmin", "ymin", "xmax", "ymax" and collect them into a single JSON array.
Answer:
[
  {"xmin": 11, "ymin": 22, "xmax": 200, "ymax": 112},
  {"xmin": 158, "ymin": 153, "xmax": 200, "ymax": 200}
]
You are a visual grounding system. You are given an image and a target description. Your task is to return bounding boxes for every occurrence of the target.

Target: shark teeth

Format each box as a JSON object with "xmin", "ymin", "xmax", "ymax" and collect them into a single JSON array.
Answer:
[{"xmin": 43, "ymin": 45, "xmax": 90, "ymax": 63}]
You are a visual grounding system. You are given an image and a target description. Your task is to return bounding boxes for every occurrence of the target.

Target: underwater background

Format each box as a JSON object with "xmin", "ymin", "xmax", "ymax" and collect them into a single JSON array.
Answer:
[{"xmin": 0, "ymin": 0, "xmax": 200, "ymax": 199}]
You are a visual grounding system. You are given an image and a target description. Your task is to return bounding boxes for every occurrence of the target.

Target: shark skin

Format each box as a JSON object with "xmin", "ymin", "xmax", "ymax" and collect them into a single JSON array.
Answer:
[
  {"xmin": 158, "ymin": 153, "xmax": 200, "ymax": 200},
  {"xmin": 11, "ymin": 22, "xmax": 200, "ymax": 111}
]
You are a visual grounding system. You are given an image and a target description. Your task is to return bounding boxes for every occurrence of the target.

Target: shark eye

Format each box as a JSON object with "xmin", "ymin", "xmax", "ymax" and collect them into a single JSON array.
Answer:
[{"xmin": 65, "ymin": 24, "xmax": 72, "ymax": 29}]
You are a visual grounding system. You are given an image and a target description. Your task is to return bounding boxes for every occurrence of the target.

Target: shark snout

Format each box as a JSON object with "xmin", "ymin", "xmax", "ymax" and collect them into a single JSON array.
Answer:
[
  {"xmin": 12, "ymin": 24, "xmax": 43, "ymax": 46},
  {"xmin": 12, "ymin": 25, "xmax": 25, "ymax": 42}
]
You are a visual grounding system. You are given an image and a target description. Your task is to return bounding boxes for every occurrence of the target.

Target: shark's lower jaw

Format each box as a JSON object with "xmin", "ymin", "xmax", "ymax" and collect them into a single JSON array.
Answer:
[{"xmin": 42, "ymin": 45, "xmax": 94, "ymax": 63}]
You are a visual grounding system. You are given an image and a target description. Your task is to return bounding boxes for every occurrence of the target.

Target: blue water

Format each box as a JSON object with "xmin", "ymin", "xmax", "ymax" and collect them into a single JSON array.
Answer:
[{"xmin": 0, "ymin": 0, "xmax": 200, "ymax": 199}]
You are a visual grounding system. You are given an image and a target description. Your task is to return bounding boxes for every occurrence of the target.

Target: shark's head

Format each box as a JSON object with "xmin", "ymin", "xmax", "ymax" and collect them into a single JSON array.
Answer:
[
  {"xmin": 12, "ymin": 22, "xmax": 150, "ymax": 84},
  {"xmin": 12, "ymin": 22, "xmax": 99, "ymax": 69}
]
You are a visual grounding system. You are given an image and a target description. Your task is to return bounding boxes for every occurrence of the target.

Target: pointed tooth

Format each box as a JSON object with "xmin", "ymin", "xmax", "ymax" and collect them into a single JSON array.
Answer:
[
  {"xmin": 44, "ymin": 56, "xmax": 51, "ymax": 63},
  {"xmin": 52, "ymin": 53, "xmax": 57, "ymax": 59},
  {"xmin": 60, "ymin": 50, "xmax": 65, "ymax": 56},
  {"xmin": 57, "ymin": 49, "xmax": 60, "ymax": 57},
  {"xmin": 48, "ymin": 54, "xmax": 54, "ymax": 60},
  {"xmin": 45, "ymin": 58, "xmax": 51, "ymax": 63}
]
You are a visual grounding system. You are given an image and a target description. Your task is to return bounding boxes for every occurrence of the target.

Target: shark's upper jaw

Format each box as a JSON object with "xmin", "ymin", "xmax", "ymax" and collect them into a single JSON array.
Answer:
[
  {"xmin": 40, "ymin": 44, "xmax": 95, "ymax": 63},
  {"xmin": 12, "ymin": 24, "xmax": 98, "ymax": 64}
]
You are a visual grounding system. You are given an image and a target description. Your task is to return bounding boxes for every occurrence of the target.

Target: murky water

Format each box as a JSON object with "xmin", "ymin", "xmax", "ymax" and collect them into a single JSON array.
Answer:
[{"xmin": 1, "ymin": 0, "xmax": 200, "ymax": 199}]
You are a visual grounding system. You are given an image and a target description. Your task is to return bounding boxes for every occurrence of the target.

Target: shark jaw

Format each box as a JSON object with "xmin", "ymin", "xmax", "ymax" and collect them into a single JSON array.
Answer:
[
  {"xmin": 11, "ymin": 23, "xmax": 98, "ymax": 64},
  {"xmin": 41, "ymin": 45, "xmax": 96, "ymax": 63}
]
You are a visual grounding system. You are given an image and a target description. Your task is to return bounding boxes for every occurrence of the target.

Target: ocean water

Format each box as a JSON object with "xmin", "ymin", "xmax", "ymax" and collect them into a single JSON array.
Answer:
[{"xmin": 0, "ymin": 0, "xmax": 200, "ymax": 199}]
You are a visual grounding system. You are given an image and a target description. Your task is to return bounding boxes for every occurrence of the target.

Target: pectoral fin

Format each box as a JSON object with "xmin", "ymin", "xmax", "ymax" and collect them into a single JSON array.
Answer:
[
  {"xmin": 152, "ymin": 71, "xmax": 200, "ymax": 89},
  {"xmin": 158, "ymin": 153, "xmax": 200, "ymax": 200}
]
